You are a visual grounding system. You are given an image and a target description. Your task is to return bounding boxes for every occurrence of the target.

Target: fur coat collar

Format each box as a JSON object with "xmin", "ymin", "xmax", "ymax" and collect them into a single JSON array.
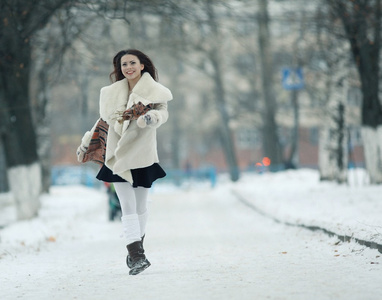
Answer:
[{"xmin": 99, "ymin": 72, "xmax": 172, "ymax": 123}]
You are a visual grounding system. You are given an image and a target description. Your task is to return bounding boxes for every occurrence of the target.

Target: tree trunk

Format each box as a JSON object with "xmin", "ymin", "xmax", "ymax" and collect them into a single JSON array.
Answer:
[
  {"xmin": 7, "ymin": 163, "xmax": 42, "ymax": 219},
  {"xmin": 0, "ymin": 37, "xmax": 42, "ymax": 219},
  {"xmin": 285, "ymin": 89, "xmax": 299, "ymax": 168},
  {"xmin": 35, "ymin": 62, "xmax": 52, "ymax": 194},
  {"xmin": 257, "ymin": 0, "xmax": 283, "ymax": 171},
  {"xmin": 169, "ymin": 85, "xmax": 182, "ymax": 186},
  {"xmin": 167, "ymin": 66, "xmax": 182, "ymax": 171},
  {"xmin": 205, "ymin": 0, "xmax": 239, "ymax": 181},
  {"xmin": 210, "ymin": 53, "xmax": 240, "ymax": 182},
  {"xmin": 170, "ymin": 95, "xmax": 182, "ymax": 171},
  {"xmin": 0, "ymin": 139, "xmax": 9, "ymax": 193},
  {"xmin": 0, "ymin": 0, "xmax": 72, "ymax": 219},
  {"xmin": 329, "ymin": 0, "xmax": 382, "ymax": 183},
  {"xmin": 319, "ymin": 102, "xmax": 348, "ymax": 183},
  {"xmin": 361, "ymin": 126, "xmax": 382, "ymax": 184}
]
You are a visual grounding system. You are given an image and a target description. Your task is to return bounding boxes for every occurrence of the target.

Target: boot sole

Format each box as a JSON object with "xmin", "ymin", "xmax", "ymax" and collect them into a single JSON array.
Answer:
[{"xmin": 129, "ymin": 261, "xmax": 151, "ymax": 275}]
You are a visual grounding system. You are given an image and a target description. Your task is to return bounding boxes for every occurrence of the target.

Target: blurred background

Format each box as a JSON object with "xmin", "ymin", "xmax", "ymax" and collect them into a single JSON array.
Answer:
[{"xmin": 1, "ymin": 0, "xmax": 381, "ymax": 220}]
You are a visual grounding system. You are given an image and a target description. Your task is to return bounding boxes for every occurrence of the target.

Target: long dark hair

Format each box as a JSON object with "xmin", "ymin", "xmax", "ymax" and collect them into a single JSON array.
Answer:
[{"xmin": 109, "ymin": 49, "xmax": 158, "ymax": 83}]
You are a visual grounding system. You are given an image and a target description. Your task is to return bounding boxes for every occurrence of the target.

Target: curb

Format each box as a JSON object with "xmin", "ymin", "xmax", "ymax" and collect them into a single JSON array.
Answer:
[{"xmin": 232, "ymin": 190, "xmax": 382, "ymax": 254}]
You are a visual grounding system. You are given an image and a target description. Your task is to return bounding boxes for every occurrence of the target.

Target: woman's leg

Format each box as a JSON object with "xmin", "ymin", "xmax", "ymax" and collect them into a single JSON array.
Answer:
[
  {"xmin": 114, "ymin": 182, "xmax": 150, "ymax": 275},
  {"xmin": 113, "ymin": 182, "xmax": 136, "ymax": 215},
  {"xmin": 113, "ymin": 182, "xmax": 140, "ymax": 245},
  {"xmin": 134, "ymin": 187, "xmax": 150, "ymax": 237}
]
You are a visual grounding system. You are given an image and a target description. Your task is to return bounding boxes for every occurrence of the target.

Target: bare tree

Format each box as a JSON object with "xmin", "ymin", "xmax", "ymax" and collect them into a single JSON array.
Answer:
[
  {"xmin": 0, "ymin": 0, "xmax": 74, "ymax": 219},
  {"xmin": 138, "ymin": 0, "xmax": 240, "ymax": 180},
  {"xmin": 204, "ymin": 0, "xmax": 239, "ymax": 181},
  {"xmin": 310, "ymin": 5, "xmax": 353, "ymax": 183},
  {"xmin": 254, "ymin": 0, "xmax": 284, "ymax": 170},
  {"xmin": 31, "ymin": 5, "xmax": 99, "ymax": 192},
  {"xmin": 325, "ymin": 0, "xmax": 382, "ymax": 183}
]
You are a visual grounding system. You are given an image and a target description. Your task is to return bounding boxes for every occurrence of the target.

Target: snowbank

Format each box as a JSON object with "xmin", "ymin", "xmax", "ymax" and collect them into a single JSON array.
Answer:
[
  {"xmin": 0, "ymin": 185, "xmax": 108, "ymax": 257},
  {"xmin": 232, "ymin": 168, "xmax": 382, "ymax": 246}
]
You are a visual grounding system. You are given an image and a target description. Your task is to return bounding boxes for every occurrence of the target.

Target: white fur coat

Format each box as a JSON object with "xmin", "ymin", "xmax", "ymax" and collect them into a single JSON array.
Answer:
[{"xmin": 84, "ymin": 73, "xmax": 172, "ymax": 183}]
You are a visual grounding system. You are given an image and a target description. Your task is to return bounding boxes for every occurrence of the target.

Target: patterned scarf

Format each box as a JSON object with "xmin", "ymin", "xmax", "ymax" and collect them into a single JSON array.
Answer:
[
  {"xmin": 119, "ymin": 102, "xmax": 153, "ymax": 123},
  {"xmin": 83, "ymin": 119, "xmax": 109, "ymax": 165}
]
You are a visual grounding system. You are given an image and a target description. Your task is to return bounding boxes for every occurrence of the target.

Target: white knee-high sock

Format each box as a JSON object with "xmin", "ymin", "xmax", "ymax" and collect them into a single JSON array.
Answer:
[
  {"xmin": 138, "ymin": 211, "xmax": 149, "ymax": 237},
  {"xmin": 121, "ymin": 214, "xmax": 141, "ymax": 245},
  {"xmin": 114, "ymin": 183, "xmax": 150, "ymax": 240}
]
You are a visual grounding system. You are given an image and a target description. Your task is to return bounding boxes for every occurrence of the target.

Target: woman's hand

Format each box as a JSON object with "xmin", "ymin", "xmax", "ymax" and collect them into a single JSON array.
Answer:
[
  {"xmin": 76, "ymin": 144, "xmax": 87, "ymax": 162},
  {"xmin": 137, "ymin": 112, "xmax": 158, "ymax": 128},
  {"xmin": 76, "ymin": 130, "xmax": 93, "ymax": 162}
]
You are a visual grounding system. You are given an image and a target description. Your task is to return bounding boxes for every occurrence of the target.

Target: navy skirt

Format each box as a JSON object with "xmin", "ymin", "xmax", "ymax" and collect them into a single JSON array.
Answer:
[{"xmin": 96, "ymin": 163, "xmax": 166, "ymax": 188}]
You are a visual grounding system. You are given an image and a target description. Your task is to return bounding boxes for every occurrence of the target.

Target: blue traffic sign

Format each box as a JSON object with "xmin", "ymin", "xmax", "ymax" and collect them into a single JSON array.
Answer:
[{"xmin": 282, "ymin": 67, "xmax": 304, "ymax": 90}]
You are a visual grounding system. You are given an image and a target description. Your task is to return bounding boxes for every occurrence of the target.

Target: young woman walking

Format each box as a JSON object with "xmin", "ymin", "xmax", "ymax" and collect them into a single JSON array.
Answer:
[{"xmin": 77, "ymin": 49, "xmax": 172, "ymax": 275}]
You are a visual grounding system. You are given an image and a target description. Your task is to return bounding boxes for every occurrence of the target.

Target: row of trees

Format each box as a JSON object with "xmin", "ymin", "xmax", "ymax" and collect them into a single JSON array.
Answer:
[{"xmin": 1, "ymin": 0, "xmax": 381, "ymax": 220}]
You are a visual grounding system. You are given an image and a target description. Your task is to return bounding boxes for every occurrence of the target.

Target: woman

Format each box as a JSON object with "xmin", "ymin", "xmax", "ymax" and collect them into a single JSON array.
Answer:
[{"xmin": 77, "ymin": 49, "xmax": 173, "ymax": 275}]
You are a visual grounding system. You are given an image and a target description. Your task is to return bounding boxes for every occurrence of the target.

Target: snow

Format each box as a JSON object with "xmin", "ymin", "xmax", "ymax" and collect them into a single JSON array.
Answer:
[
  {"xmin": 0, "ymin": 169, "xmax": 381, "ymax": 300},
  {"xmin": 232, "ymin": 168, "xmax": 382, "ymax": 245}
]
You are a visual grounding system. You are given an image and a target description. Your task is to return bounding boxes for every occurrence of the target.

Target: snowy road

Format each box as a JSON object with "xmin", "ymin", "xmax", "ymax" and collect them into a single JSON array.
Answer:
[{"xmin": 1, "ymin": 184, "xmax": 381, "ymax": 300}]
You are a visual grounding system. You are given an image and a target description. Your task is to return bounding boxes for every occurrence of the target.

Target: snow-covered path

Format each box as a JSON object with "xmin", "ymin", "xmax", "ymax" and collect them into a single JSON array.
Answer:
[{"xmin": 1, "ymin": 184, "xmax": 381, "ymax": 300}]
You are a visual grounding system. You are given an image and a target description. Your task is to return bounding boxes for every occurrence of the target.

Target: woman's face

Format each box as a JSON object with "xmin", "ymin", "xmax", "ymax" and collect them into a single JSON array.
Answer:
[{"xmin": 121, "ymin": 54, "xmax": 144, "ymax": 82}]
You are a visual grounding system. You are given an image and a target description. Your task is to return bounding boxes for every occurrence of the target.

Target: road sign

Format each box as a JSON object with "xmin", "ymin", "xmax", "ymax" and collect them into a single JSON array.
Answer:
[{"xmin": 282, "ymin": 67, "xmax": 304, "ymax": 90}]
